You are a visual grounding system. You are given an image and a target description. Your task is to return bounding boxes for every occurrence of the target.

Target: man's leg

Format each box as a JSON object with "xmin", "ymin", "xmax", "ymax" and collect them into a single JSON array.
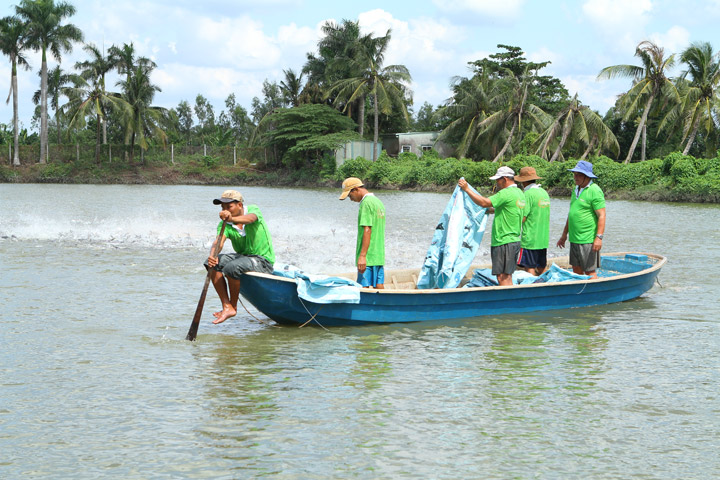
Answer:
[
  {"xmin": 211, "ymin": 270, "xmax": 237, "ymax": 324},
  {"xmin": 496, "ymin": 273, "xmax": 513, "ymax": 286}
]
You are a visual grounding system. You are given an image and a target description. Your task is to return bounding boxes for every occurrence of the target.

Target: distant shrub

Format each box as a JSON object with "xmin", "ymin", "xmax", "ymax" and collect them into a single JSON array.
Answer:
[
  {"xmin": 336, "ymin": 156, "xmax": 372, "ymax": 181},
  {"xmin": 669, "ymin": 157, "xmax": 698, "ymax": 181}
]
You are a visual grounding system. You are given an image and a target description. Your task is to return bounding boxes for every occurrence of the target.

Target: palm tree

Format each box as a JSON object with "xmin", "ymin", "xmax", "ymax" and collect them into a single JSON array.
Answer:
[
  {"xmin": 0, "ymin": 15, "xmax": 30, "ymax": 166},
  {"xmin": 33, "ymin": 65, "xmax": 73, "ymax": 144},
  {"xmin": 435, "ymin": 73, "xmax": 498, "ymax": 159},
  {"xmin": 75, "ymin": 43, "xmax": 118, "ymax": 144},
  {"xmin": 478, "ymin": 66, "xmax": 547, "ymax": 162},
  {"xmin": 304, "ymin": 20, "xmax": 369, "ymax": 132},
  {"xmin": 279, "ymin": 68, "xmax": 304, "ymax": 107},
  {"xmin": 536, "ymin": 94, "xmax": 619, "ymax": 162},
  {"xmin": 327, "ymin": 29, "xmax": 411, "ymax": 161},
  {"xmin": 116, "ymin": 65, "xmax": 167, "ymax": 164},
  {"xmin": 16, "ymin": 0, "xmax": 83, "ymax": 163},
  {"xmin": 597, "ymin": 40, "xmax": 678, "ymax": 163},
  {"xmin": 676, "ymin": 42, "xmax": 720, "ymax": 155},
  {"xmin": 63, "ymin": 72, "xmax": 129, "ymax": 164},
  {"xmin": 109, "ymin": 42, "xmax": 155, "ymax": 83}
]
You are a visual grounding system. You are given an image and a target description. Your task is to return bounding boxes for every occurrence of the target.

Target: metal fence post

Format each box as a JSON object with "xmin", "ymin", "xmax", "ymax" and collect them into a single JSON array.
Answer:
[{"xmin": 171, "ymin": 144, "xmax": 174, "ymax": 165}]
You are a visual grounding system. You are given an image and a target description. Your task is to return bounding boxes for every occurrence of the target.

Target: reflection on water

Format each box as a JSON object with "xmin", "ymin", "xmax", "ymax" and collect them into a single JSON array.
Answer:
[{"xmin": 1, "ymin": 184, "xmax": 719, "ymax": 479}]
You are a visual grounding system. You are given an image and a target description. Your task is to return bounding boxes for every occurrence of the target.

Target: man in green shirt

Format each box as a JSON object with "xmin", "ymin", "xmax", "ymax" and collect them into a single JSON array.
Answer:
[
  {"xmin": 339, "ymin": 177, "xmax": 386, "ymax": 289},
  {"xmin": 459, "ymin": 166, "xmax": 526, "ymax": 286},
  {"xmin": 515, "ymin": 166, "xmax": 550, "ymax": 276},
  {"xmin": 206, "ymin": 189, "xmax": 275, "ymax": 324},
  {"xmin": 556, "ymin": 161, "xmax": 606, "ymax": 279}
]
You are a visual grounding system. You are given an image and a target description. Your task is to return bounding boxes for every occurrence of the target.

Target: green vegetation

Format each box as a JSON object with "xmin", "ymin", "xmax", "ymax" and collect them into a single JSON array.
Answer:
[{"xmin": 2, "ymin": 2, "xmax": 720, "ymax": 203}]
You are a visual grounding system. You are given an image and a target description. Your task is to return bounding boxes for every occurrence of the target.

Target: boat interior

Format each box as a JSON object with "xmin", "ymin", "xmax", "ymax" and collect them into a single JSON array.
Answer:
[{"xmin": 330, "ymin": 253, "xmax": 663, "ymax": 292}]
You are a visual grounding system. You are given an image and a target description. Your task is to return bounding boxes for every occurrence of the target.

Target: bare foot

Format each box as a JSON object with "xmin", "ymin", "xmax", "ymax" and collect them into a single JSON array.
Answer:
[
  {"xmin": 213, "ymin": 311, "xmax": 222, "ymax": 318},
  {"xmin": 212, "ymin": 307, "xmax": 237, "ymax": 324}
]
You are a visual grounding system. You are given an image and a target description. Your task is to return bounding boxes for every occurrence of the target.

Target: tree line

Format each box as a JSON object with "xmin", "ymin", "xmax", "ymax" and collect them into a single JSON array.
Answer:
[{"xmin": 2, "ymin": 1, "xmax": 720, "ymax": 172}]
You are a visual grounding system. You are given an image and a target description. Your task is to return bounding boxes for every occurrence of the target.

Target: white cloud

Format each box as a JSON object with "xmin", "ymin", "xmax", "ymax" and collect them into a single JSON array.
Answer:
[
  {"xmin": 195, "ymin": 16, "xmax": 282, "ymax": 69},
  {"xmin": 352, "ymin": 9, "xmax": 479, "ymax": 110},
  {"xmin": 561, "ymin": 73, "xmax": 625, "ymax": 114},
  {"xmin": 154, "ymin": 63, "xmax": 265, "ymax": 108},
  {"xmin": 582, "ymin": 0, "xmax": 653, "ymax": 27},
  {"xmin": 648, "ymin": 25, "xmax": 691, "ymax": 55},
  {"xmin": 528, "ymin": 47, "xmax": 562, "ymax": 68},
  {"xmin": 433, "ymin": 0, "xmax": 524, "ymax": 21},
  {"xmin": 582, "ymin": 0, "xmax": 653, "ymax": 52}
]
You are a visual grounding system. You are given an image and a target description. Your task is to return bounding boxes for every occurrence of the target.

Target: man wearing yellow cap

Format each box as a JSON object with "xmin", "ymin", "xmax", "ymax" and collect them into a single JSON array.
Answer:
[
  {"xmin": 339, "ymin": 177, "xmax": 386, "ymax": 289},
  {"xmin": 206, "ymin": 189, "xmax": 275, "ymax": 324}
]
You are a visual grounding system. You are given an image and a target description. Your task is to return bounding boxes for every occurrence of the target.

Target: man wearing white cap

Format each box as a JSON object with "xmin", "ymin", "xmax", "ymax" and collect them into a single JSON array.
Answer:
[
  {"xmin": 458, "ymin": 166, "xmax": 526, "ymax": 286},
  {"xmin": 339, "ymin": 177, "xmax": 386, "ymax": 289},
  {"xmin": 205, "ymin": 189, "xmax": 275, "ymax": 324},
  {"xmin": 556, "ymin": 160, "xmax": 606, "ymax": 279}
]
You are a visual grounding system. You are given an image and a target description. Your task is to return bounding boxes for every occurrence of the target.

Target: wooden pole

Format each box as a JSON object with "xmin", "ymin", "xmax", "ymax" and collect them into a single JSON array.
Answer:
[
  {"xmin": 186, "ymin": 222, "xmax": 227, "ymax": 341},
  {"xmin": 171, "ymin": 144, "xmax": 174, "ymax": 165}
]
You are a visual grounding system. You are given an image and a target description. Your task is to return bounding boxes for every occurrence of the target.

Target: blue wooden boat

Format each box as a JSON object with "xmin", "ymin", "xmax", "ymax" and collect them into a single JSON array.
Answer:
[{"xmin": 237, "ymin": 252, "xmax": 666, "ymax": 327}]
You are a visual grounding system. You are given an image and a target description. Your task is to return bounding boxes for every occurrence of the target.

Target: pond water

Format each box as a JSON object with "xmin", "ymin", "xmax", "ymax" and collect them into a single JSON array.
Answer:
[{"xmin": 1, "ymin": 183, "xmax": 718, "ymax": 479}]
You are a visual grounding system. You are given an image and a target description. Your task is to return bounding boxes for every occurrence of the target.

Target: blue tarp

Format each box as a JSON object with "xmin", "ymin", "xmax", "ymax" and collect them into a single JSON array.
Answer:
[
  {"xmin": 273, "ymin": 263, "xmax": 362, "ymax": 304},
  {"xmin": 416, "ymin": 182, "xmax": 488, "ymax": 289},
  {"xmin": 463, "ymin": 263, "xmax": 591, "ymax": 288}
]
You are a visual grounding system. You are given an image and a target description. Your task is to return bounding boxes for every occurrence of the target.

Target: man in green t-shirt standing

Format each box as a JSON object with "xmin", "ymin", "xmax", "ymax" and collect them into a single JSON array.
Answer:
[
  {"xmin": 339, "ymin": 177, "xmax": 386, "ymax": 289},
  {"xmin": 459, "ymin": 166, "xmax": 526, "ymax": 286},
  {"xmin": 556, "ymin": 160, "xmax": 606, "ymax": 279},
  {"xmin": 206, "ymin": 189, "xmax": 275, "ymax": 324},
  {"xmin": 515, "ymin": 166, "xmax": 551, "ymax": 276}
]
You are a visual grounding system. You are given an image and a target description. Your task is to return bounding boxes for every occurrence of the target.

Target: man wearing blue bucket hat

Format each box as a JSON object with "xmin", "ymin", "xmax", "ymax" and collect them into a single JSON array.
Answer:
[{"xmin": 556, "ymin": 160, "xmax": 606, "ymax": 279}]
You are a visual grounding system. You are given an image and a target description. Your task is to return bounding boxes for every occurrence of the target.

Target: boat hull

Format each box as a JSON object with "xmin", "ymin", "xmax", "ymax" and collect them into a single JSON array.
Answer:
[{"xmin": 237, "ymin": 253, "xmax": 665, "ymax": 327}]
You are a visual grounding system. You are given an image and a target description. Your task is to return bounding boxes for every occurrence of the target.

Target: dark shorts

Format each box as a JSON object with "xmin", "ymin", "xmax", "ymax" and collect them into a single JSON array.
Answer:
[
  {"xmin": 491, "ymin": 242, "xmax": 521, "ymax": 276},
  {"xmin": 518, "ymin": 248, "xmax": 547, "ymax": 270},
  {"xmin": 569, "ymin": 243, "xmax": 599, "ymax": 272},
  {"xmin": 205, "ymin": 253, "xmax": 273, "ymax": 279},
  {"xmin": 357, "ymin": 265, "xmax": 385, "ymax": 287}
]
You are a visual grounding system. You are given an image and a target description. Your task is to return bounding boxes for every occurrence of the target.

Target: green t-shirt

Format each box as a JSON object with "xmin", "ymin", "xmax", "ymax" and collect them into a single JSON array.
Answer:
[
  {"xmin": 217, "ymin": 204, "xmax": 275, "ymax": 264},
  {"xmin": 568, "ymin": 182, "xmax": 605, "ymax": 244},
  {"xmin": 521, "ymin": 185, "xmax": 550, "ymax": 250},
  {"xmin": 489, "ymin": 185, "xmax": 526, "ymax": 247},
  {"xmin": 356, "ymin": 194, "xmax": 386, "ymax": 266}
]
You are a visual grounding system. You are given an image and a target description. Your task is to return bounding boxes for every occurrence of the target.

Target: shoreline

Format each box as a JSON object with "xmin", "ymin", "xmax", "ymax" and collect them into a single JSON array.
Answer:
[{"xmin": 1, "ymin": 163, "xmax": 717, "ymax": 204}]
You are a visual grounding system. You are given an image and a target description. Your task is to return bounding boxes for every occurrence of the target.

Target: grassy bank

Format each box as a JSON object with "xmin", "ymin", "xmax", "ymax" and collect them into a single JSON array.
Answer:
[{"xmin": 2, "ymin": 151, "xmax": 719, "ymax": 203}]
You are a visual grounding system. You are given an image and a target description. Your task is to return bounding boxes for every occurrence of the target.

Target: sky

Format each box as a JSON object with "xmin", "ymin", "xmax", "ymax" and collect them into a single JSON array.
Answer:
[{"xmin": 2, "ymin": 0, "xmax": 720, "ymax": 132}]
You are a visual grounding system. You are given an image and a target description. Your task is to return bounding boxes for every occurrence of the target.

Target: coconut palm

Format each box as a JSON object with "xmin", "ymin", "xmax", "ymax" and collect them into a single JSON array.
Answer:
[
  {"xmin": 109, "ymin": 42, "xmax": 156, "ymax": 83},
  {"xmin": 676, "ymin": 42, "xmax": 720, "ymax": 155},
  {"xmin": 16, "ymin": 0, "xmax": 83, "ymax": 163},
  {"xmin": 279, "ymin": 68, "xmax": 304, "ymax": 107},
  {"xmin": 536, "ymin": 94, "xmax": 619, "ymax": 162},
  {"xmin": 0, "ymin": 15, "xmax": 30, "ymax": 166},
  {"xmin": 32, "ymin": 65, "xmax": 72, "ymax": 144},
  {"xmin": 597, "ymin": 40, "xmax": 678, "ymax": 163},
  {"xmin": 304, "ymin": 20, "xmax": 372, "ymax": 133},
  {"xmin": 116, "ymin": 65, "xmax": 167, "ymax": 164},
  {"xmin": 75, "ymin": 43, "xmax": 119, "ymax": 144},
  {"xmin": 435, "ymin": 73, "xmax": 499, "ymax": 159},
  {"xmin": 327, "ymin": 29, "xmax": 411, "ymax": 161},
  {"xmin": 63, "ymin": 71, "xmax": 129, "ymax": 164},
  {"xmin": 479, "ymin": 66, "xmax": 547, "ymax": 162}
]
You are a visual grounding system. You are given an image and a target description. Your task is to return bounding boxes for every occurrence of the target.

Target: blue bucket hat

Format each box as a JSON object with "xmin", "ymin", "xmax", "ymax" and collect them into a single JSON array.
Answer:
[{"xmin": 568, "ymin": 160, "xmax": 597, "ymax": 178}]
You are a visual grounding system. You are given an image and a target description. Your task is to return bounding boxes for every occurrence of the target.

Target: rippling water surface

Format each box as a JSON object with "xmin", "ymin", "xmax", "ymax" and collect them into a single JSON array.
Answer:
[{"xmin": 1, "ymin": 184, "xmax": 719, "ymax": 479}]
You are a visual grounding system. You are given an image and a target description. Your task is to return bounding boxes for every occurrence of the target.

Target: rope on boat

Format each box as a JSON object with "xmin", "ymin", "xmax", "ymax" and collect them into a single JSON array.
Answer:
[
  {"xmin": 237, "ymin": 296, "xmax": 276, "ymax": 327},
  {"xmin": 297, "ymin": 298, "xmax": 330, "ymax": 331}
]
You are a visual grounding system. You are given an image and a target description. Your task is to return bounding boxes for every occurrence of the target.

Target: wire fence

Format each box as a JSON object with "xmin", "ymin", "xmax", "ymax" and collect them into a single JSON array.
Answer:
[{"xmin": 1, "ymin": 143, "xmax": 269, "ymax": 167}]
